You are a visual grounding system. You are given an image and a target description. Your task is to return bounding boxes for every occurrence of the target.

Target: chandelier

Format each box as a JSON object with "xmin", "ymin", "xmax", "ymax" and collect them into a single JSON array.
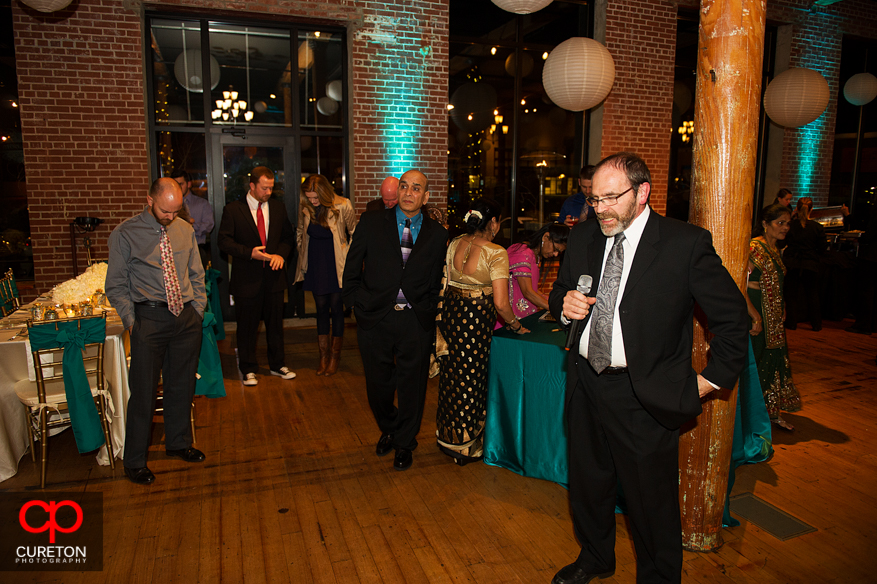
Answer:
[{"xmin": 212, "ymin": 91, "xmax": 254, "ymax": 123}]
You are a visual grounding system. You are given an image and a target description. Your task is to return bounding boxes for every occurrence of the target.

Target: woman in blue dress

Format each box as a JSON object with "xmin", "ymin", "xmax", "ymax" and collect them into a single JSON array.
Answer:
[{"xmin": 295, "ymin": 174, "xmax": 356, "ymax": 375}]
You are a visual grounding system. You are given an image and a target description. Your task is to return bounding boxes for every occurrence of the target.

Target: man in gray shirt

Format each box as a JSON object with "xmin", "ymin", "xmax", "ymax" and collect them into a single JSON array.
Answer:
[{"xmin": 106, "ymin": 177, "xmax": 207, "ymax": 485}]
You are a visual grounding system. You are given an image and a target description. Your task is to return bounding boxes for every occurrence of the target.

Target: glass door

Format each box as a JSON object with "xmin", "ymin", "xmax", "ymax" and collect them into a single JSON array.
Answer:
[{"xmin": 210, "ymin": 134, "xmax": 300, "ymax": 320}]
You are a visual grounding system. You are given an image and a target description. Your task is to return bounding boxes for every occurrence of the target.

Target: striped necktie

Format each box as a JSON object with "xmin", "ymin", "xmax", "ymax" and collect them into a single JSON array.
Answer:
[{"xmin": 396, "ymin": 219, "xmax": 413, "ymax": 305}]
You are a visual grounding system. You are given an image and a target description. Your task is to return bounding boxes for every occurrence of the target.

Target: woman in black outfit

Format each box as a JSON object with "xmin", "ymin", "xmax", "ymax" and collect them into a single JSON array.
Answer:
[{"xmin": 783, "ymin": 197, "xmax": 826, "ymax": 331}]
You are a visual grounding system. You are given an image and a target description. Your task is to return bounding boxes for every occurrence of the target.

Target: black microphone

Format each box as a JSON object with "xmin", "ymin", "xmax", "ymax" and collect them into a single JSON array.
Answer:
[{"xmin": 565, "ymin": 274, "xmax": 593, "ymax": 349}]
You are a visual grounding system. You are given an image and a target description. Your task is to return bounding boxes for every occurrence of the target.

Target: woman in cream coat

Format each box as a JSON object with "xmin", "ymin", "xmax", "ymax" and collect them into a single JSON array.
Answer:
[{"xmin": 295, "ymin": 174, "xmax": 356, "ymax": 375}]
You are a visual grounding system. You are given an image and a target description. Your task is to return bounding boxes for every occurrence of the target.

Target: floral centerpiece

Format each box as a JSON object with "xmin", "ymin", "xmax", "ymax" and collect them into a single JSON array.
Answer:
[{"xmin": 52, "ymin": 262, "xmax": 110, "ymax": 306}]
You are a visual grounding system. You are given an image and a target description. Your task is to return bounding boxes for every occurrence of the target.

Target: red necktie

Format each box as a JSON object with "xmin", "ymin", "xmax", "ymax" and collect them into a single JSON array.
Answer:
[{"xmin": 256, "ymin": 204, "xmax": 267, "ymax": 247}]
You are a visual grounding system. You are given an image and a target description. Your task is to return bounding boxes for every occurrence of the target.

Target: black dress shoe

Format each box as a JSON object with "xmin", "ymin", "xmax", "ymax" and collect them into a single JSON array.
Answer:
[
  {"xmin": 124, "ymin": 466, "xmax": 155, "ymax": 485},
  {"xmin": 393, "ymin": 448, "xmax": 413, "ymax": 471},
  {"xmin": 376, "ymin": 433, "xmax": 394, "ymax": 457},
  {"xmin": 166, "ymin": 447, "xmax": 206, "ymax": 462},
  {"xmin": 551, "ymin": 563, "xmax": 614, "ymax": 584}
]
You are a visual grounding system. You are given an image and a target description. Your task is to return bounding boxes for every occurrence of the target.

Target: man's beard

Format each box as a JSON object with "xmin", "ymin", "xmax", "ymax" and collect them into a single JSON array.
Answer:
[
  {"xmin": 597, "ymin": 198, "xmax": 637, "ymax": 237},
  {"xmin": 151, "ymin": 207, "xmax": 173, "ymax": 226}
]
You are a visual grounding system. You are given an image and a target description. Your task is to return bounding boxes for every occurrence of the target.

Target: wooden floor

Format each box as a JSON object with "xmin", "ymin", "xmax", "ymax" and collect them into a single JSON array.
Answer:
[{"xmin": 3, "ymin": 318, "xmax": 877, "ymax": 583}]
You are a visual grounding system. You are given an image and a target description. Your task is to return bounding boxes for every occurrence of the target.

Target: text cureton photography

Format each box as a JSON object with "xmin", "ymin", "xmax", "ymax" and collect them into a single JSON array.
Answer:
[{"xmin": 0, "ymin": 492, "xmax": 103, "ymax": 572}]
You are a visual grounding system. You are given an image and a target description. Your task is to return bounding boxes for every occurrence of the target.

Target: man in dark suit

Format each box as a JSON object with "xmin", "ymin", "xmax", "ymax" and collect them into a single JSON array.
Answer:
[
  {"xmin": 365, "ymin": 175, "xmax": 399, "ymax": 212},
  {"xmin": 548, "ymin": 153, "xmax": 748, "ymax": 584},
  {"xmin": 342, "ymin": 169, "xmax": 447, "ymax": 471},
  {"xmin": 218, "ymin": 166, "xmax": 296, "ymax": 386}
]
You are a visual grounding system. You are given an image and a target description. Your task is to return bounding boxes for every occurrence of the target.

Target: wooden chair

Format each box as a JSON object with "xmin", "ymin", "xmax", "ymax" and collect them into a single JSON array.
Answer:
[
  {"xmin": 14, "ymin": 313, "xmax": 115, "ymax": 488},
  {"xmin": 0, "ymin": 268, "xmax": 20, "ymax": 317}
]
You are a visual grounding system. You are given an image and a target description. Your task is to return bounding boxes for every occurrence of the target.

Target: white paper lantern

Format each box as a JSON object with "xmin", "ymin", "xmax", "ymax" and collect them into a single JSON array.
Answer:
[
  {"xmin": 673, "ymin": 82, "xmax": 692, "ymax": 114},
  {"xmin": 326, "ymin": 80, "xmax": 343, "ymax": 102},
  {"xmin": 844, "ymin": 72, "xmax": 877, "ymax": 107},
  {"xmin": 173, "ymin": 50, "xmax": 220, "ymax": 93},
  {"xmin": 542, "ymin": 38, "xmax": 615, "ymax": 112},
  {"xmin": 449, "ymin": 82, "xmax": 498, "ymax": 133},
  {"xmin": 763, "ymin": 67, "xmax": 830, "ymax": 128},
  {"xmin": 21, "ymin": 0, "xmax": 73, "ymax": 12},
  {"xmin": 491, "ymin": 0, "xmax": 553, "ymax": 14},
  {"xmin": 316, "ymin": 97, "xmax": 339, "ymax": 116},
  {"xmin": 254, "ymin": 100, "xmax": 267, "ymax": 114}
]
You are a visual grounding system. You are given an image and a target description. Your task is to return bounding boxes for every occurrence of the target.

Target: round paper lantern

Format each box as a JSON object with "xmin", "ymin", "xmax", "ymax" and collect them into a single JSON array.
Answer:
[
  {"xmin": 763, "ymin": 67, "xmax": 829, "ymax": 128},
  {"xmin": 254, "ymin": 100, "xmax": 267, "ymax": 114},
  {"xmin": 326, "ymin": 80, "xmax": 343, "ymax": 102},
  {"xmin": 21, "ymin": 0, "xmax": 73, "ymax": 12},
  {"xmin": 673, "ymin": 82, "xmax": 692, "ymax": 114},
  {"xmin": 449, "ymin": 82, "xmax": 497, "ymax": 133},
  {"xmin": 542, "ymin": 37, "xmax": 615, "ymax": 112},
  {"xmin": 844, "ymin": 72, "xmax": 877, "ymax": 107},
  {"xmin": 491, "ymin": 0, "xmax": 553, "ymax": 14},
  {"xmin": 173, "ymin": 50, "xmax": 220, "ymax": 93},
  {"xmin": 316, "ymin": 97, "xmax": 339, "ymax": 116},
  {"xmin": 505, "ymin": 52, "xmax": 534, "ymax": 77},
  {"xmin": 166, "ymin": 105, "xmax": 188, "ymax": 121}
]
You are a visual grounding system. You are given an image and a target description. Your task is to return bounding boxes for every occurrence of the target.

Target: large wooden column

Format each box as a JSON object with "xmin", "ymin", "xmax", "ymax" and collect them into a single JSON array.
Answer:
[{"xmin": 679, "ymin": 0, "xmax": 766, "ymax": 551}]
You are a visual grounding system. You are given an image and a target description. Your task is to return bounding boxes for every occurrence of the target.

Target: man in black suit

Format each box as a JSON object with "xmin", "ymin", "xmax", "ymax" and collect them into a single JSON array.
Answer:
[
  {"xmin": 548, "ymin": 153, "xmax": 748, "ymax": 584},
  {"xmin": 218, "ymin": 166, "xmax": 296, "ymax": 386},
  {"xmin": 365, "ymin": 175, "xmax": 399, "ymax": 212},
  {"xmin": 342, "ymin": 169, "xmax": 447, "ymax": 471}
]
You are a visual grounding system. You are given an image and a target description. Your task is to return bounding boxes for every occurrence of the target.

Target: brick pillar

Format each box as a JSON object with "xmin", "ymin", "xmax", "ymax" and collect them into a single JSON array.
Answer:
[{"xmin": 600, "ymin": 0, "xmax": 677, "ymax": 215}]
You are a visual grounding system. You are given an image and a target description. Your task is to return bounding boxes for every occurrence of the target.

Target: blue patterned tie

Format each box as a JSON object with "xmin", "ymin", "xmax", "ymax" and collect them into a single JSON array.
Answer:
[
  {"xmin": 396, "ymin": 219, "xmax": 413, "ymax": 305},
  {"xmin": 588, "ymin": 232, "xmax": 625, "ymax": 373}
]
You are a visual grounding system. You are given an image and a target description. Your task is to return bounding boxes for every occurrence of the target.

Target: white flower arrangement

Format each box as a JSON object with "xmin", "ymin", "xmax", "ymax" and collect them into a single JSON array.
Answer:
[{"xmin": 52, "ymin": 262, "xmax": 109, "ymax": 306}]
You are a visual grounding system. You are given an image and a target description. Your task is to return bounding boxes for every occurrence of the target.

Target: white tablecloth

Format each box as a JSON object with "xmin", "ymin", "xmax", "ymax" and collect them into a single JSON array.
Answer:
[{"xmin": 0, "ymin": 309, "xmax": 130, "ymax": 483}]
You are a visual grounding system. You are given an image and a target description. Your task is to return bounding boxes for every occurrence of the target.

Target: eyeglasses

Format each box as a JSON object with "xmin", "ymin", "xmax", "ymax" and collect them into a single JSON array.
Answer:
[{"xmin": 586, "ymin": 186, "xmax": 635, "ymax": 208}]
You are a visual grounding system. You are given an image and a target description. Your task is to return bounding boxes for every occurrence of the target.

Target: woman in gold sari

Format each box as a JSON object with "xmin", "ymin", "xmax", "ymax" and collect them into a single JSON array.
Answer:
[
  {"xmin": 746, "ymin": 203, "xmax": 801, "ymax": 430},
  {"xmin": 436, "ymin": 199, "xmax": 528, "ymax": 465}
]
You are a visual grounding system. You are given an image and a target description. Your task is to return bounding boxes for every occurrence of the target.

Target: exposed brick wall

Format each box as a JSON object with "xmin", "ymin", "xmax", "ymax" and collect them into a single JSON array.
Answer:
[
  {"xmin": 601, "ymin": 0, "xmax": 678, "ymax": 216},
  {"xmin": 12, "ymin": 1, "xmax": 149, "ymax": 295},
  {"xmin": 12, "ymin": 0, "xmax": 449, "ymax": 297}
]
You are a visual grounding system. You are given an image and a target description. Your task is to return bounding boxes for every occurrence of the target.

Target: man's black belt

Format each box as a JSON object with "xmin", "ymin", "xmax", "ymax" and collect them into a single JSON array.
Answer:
[
  {"xmin": 135, "ymin": 300, "xmax": 168, "ymax": 308},
  {"xmin": 602, "ymin": 367, "xmax": 629, "ymax": 375}
]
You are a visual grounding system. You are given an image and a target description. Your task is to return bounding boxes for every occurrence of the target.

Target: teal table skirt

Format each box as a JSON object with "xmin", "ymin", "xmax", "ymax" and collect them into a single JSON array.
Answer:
[{"xmin": 484, "ymin": 312, "xmax": 570, "ymax": 487}]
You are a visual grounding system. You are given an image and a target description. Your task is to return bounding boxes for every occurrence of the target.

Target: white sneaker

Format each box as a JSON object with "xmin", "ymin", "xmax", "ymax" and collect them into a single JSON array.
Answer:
[
  {"xmin": 270, "ymin": 367, "xmax": 296, "ymax": 380},
  {"xmin": 242, "ymin": 373, "xmax": 258, "ymax": 386}
]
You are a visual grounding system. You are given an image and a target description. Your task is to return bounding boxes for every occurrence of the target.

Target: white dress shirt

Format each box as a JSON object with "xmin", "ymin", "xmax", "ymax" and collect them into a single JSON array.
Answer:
[
  {"xmin": 579, "ymin": 206, "xmax": 652, "ymax": 367},
  {"xmin": 246, "ymin": 193, "xmax": 270, "ymax": 239}
]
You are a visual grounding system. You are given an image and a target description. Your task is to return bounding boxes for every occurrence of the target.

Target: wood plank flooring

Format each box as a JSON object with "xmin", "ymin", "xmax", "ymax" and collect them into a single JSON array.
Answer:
[{"xmin": 2, "ymin": 318, "xmax": 876, "ymax": 583}]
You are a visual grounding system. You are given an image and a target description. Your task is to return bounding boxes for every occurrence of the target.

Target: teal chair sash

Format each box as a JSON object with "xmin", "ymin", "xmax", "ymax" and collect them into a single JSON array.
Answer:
[
  {"xmin": 196, "ymin": 312, "xmax": 226, "ymax": 398},
  {"xmin": 205, "ymin": 268, "xmax": 225, "ymax": 340},
  {"xmin": 28, "ymin": 317, "xmax": 107, "ymax": 454}
]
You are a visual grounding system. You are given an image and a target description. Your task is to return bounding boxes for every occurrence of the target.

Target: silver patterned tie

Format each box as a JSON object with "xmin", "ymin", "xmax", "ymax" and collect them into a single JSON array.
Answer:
[{"xmin": 588, "ymin": 232, "xmax": 625, "ymax": 373}]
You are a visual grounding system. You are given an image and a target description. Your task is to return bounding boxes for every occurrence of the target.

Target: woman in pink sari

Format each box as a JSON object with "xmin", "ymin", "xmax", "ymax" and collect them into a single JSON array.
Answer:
[{"xmin": 497, "ymin": 224, "xmax": 569, "ymax": 327}]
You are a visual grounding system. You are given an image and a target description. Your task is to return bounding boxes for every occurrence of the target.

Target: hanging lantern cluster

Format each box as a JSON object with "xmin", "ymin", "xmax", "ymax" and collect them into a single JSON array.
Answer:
[
  {"xmin": 542, "ymin": 38, "xmax": 615, "ymax": 112},
  {"xmin": 763, "ymin": 67, "xmax": 830, "ymax": 128}
]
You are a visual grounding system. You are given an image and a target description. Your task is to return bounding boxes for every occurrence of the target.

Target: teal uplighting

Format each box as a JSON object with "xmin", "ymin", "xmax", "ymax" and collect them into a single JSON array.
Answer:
[
  {"xmin": 376, "ymin": 54, "xmax": 429, "ymax": 177},
  {"xmin": 795, "ymin": 119, "xmax": 826, "ymax": 196}
]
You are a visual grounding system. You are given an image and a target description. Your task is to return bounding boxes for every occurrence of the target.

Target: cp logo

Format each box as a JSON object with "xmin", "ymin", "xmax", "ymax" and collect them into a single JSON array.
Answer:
[{"xmin": 19, "ymin": 500, "xmax": 83, "ymax": 544}]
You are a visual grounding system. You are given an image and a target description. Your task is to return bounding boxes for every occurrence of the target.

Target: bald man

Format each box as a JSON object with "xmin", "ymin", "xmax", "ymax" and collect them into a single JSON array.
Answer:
[
  {"xmin": 343, "ymin": 169, "xmax": 447, "ymax": 471},
  {"xmin": 366, "ymin": 176, "xmax": 400, "ymax": 212},
  {"xmin": 107, "ymin": 177, "xmax": 207, "ymax": 485}
]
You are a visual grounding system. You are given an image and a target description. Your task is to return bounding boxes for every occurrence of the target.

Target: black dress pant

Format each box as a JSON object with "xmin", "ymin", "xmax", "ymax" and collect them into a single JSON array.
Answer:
[
  {"xmin": 234, "ymin": 287, "xmax": 285, "ymax": 374},
  {"xmin": 125, "ymin": 303, "xmax": 202, "ymax": 468},
  {"xmin": 568, "ymin": 358, "xmax": 682, "ymax": 584},
  {"xmin": 357, "ymin": 308, "xmax": 433, "ymax": 451}
]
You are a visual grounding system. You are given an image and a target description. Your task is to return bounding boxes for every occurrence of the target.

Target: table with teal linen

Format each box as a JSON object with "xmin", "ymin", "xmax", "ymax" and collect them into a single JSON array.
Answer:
[{"xmin": 484, "ymin": 312, "xmax": 570, "ymax": 487}]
